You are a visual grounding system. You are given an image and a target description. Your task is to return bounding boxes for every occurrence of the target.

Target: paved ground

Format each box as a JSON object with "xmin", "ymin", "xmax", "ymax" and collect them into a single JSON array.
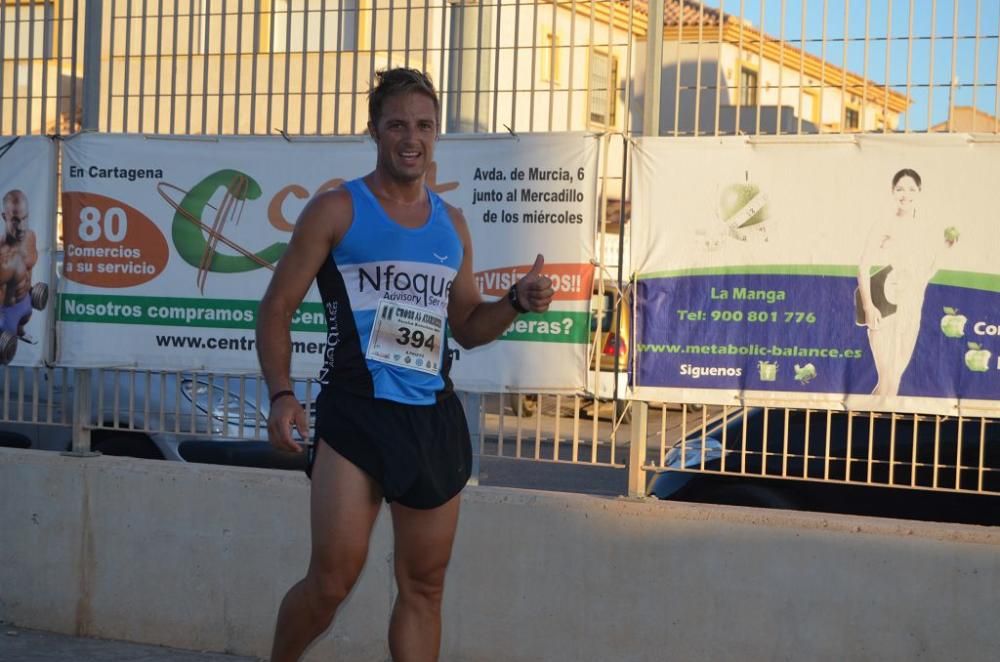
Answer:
[{"xmin": 0, "ymin": 626, "xmax": 260, "ymax": 661}]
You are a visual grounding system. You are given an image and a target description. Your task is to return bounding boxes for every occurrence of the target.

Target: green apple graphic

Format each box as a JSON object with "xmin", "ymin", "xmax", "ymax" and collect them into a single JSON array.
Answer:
[
  {"xmin": 965, "ymin": 342, "xmax": 991, "ymax": 372},
  {"xmin": 720, "ymin": 183, "xmax": 769, "ymax": 227},
  {"xmin": 719, "ymin": 182, "xmax": 770, "ymax": 243},
  {"xmin": 944, "ymin": 226, "xmax": 960, "ymax": 245},
  {"xmin": 758, "ymin": 361, "xmax": 778, "ymax": 382},
  {"xmin": 793, "ymin": 363, "xmax": 817, "ymax": 384},
  {"xmin": 940, "ymin": 307, "xmax": 968, "ymax": 338}
]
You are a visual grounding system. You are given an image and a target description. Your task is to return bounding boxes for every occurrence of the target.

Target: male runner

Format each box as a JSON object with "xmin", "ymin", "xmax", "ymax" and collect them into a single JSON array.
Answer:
[{"xmin": 256, "ymin": 68, "xmax": 554, "ymax": 662}]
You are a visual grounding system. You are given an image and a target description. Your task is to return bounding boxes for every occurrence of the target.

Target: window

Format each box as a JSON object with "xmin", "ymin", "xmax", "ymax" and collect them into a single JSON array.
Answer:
[
  {"xmin": 589, "ymin": 50, "xmax": 618, "ymax": 127},
  {"xmin": 110, "ymin": 1, "xmax": 255, "ymax": 57},
  {"xmin": 122, "ymin": 1, "xmax": 361, "ymax": 57},
  {"xmin": 540, "ymin": 30, "xmax": 560, "ymax": 85},
  {"xmin": 803, "ymin": 88, "xmax": 821, "ymax": 125},
  {"xmin": 446, "ymin": 0, "xmax": 494, "ymax": 132},
  {"xmin": 268, "ymin": 0, "xmax": 359, "ymax": 53},
  {"xmin": 2, "ymin": 1, "xmax": 54, "ymax": 60},
  {"xmin": 739, "ymin": 66, "xmax": 758, "ymax": 107},
  {"xmin": 844, "ymin": 106, "xmax": 861, "ymax": 131}
]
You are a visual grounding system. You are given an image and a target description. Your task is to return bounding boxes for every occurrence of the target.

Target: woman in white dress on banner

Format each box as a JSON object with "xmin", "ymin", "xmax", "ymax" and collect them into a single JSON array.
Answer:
[{"xmin": 856, "ymin": 168, "xmax": 956, "ymax": 397}]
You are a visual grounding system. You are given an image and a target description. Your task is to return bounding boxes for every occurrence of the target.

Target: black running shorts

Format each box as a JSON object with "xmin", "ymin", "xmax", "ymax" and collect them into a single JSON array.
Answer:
[{"xmin": 309, "ymin": 386, "xmax": 472, "ymax": 510}]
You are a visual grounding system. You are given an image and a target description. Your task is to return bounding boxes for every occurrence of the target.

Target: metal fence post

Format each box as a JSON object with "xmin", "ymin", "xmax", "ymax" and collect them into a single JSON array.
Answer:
[
  {"xmin": 627, "ymin": 400, "xmax": 648, "ymax": 497},
  {"xmin": 643, "ymin": 0, "xmax": 664, "ymax": 136},
  {"xmin": 67, "ymin": 369, "xmax": 97, "ymax": 456},
  {"xmin": 81, "ymin": 0, "xmax": 104, "ymax": 131},
  {"xmin": 461, "ymin": 392, "xmax": 482, "ymax": 486}
]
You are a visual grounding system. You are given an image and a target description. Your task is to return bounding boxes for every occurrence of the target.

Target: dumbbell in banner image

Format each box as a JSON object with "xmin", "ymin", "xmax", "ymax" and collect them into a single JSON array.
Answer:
[{"xmin": 0, "ymin": 281, "xmax": 49, "ymax": 365}]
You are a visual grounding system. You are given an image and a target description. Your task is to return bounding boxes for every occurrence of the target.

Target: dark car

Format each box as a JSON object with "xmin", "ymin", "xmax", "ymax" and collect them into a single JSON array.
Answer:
[{"xmin": 649, "ymin": 407, "xmax": 1000, "ymax": 526}]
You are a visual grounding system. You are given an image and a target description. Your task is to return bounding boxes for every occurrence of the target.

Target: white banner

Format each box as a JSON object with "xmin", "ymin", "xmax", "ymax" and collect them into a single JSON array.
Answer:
[
  {"xmin": 437, "ymin": 134, "xmax": 598, "ymax": 391},
  {"xmin": 0, "ymin": 136, "xmax": 56, "ymax": 367},
  {"xmin": 631, "ymin": 134, "xmax": 1000, "ymax": 416},
  {"xmin": 58, "ymin": 133, "xmax": 597, "ymax": 390}
]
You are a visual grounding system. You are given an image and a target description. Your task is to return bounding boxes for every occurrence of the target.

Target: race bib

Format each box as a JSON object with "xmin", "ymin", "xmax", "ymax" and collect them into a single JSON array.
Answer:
[{"xmin": 366, "ymin": 299, "xmax": 445, "ymax": 375}]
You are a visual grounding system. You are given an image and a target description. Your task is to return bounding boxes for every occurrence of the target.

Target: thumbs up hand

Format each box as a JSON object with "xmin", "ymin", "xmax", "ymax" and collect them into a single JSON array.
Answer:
[{"xmin": 515, "ymin": 254, "xmax": 554, "ymax": 313}]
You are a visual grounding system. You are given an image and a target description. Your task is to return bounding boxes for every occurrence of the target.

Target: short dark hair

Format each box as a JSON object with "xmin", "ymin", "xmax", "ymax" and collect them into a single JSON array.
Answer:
[
  {"xmin": 368, "ymin": 68, "xmax": 440, "ymax": 127},
  {"xmin": 891, "ymin": 168, "xmax": 921, "ymax": 189}
]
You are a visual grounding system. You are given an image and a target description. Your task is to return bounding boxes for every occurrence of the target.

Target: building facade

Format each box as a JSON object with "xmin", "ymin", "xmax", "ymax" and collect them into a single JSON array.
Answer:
[{"xmin": 3, "ymin": 1, "xmax": 912, "ymax": 138}]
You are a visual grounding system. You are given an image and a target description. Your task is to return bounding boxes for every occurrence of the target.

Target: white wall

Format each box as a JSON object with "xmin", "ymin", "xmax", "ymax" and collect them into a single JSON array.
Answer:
[{"xmin": 2, "ymin": 448, "xmax": 998, "ymax": 661}]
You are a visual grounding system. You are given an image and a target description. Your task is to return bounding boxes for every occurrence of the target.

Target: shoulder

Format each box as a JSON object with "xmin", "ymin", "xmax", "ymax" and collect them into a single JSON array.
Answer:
[
  {"xmin": 308, "ymin": 186, "xmax": 353, "ymax": 217},
  {"xmin": 441, "ymin": 200, "xmax": 471, "ymax": 244},
  {"xmin": 296, "ymin": 187, "xmax": 354, "ymax": 243}
]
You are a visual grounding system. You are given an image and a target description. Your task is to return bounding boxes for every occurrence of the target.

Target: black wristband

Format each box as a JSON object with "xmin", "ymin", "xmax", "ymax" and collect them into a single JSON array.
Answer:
[
  {"xmin": 508, "ymin": 283, "xmax": 529, "ymax": 314},
  {"xmin": 269, "ymin": 389, "xmax": 296, "ymax": 405}
]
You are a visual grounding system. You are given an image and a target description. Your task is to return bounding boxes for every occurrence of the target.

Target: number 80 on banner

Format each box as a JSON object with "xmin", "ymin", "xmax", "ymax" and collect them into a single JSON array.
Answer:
[{"xmin": 60, "ymin": 191, "xmax": 170, "ymax": 287}]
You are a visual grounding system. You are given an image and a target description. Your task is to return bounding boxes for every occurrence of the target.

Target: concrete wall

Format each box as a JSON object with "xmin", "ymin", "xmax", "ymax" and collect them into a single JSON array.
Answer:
[{"xmin": 2, "ymin": 447, "xmax": 998, "ymax": 661}]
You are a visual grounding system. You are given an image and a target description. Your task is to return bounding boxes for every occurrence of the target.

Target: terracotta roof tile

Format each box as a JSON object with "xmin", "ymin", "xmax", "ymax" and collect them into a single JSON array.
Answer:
[
  {"xmin": 621, "ymin": 0, "xmax": 907, "ymax": 109},
  {"xmin": 628, "ymin": 0, "xmax": 727, "ymax": 28}
]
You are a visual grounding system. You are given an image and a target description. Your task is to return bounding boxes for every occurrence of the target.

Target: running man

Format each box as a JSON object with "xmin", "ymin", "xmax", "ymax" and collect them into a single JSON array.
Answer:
[{"xmin": 256, "ymin": 68, "xmax": 554, "ymax": 662}]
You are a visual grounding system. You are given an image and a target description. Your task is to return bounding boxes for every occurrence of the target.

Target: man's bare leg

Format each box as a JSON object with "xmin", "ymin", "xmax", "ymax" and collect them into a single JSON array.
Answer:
[
  {"xmin": 387, "ymin": 494, "xmax": 461, "ymax": 662},
  {"xmin": 270, "ymin": 442, "xmax": 382, "ymax": 662}
]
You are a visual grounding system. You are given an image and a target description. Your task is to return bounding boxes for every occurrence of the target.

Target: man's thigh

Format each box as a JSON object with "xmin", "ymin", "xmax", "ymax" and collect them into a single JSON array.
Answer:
[
  {"xmin": 308, "ymin": 441, "xmax": 383, "ymax": 573},
  {"xmin": 389, "ymin": 494, "xmax": 461, "ymax": 587}
]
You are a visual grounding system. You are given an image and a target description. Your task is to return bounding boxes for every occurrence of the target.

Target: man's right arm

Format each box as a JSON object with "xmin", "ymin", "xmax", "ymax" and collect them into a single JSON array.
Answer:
[{"xmin": 256, "ymin": 189, "xmax": 350, "ymax": 452}]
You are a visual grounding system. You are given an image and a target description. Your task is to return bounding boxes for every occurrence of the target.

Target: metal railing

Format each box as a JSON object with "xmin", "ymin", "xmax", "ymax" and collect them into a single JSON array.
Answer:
[
  {"xmin": 3, "ymin": 1, "xmax": 1000, "ymax": 505},
  {"xmin": 5, "ymin": 1, "xmax": 1000, "ymax": 138},
  {"xmin": 640, "ymin": 402, "xmax": 1000, "ymax": 496},
  {"xmin": 2, "ymin": 365, "xmax": 997, "ymax": 503},
  {"xmin": 0, "ymin": 365, "xmax": 72, "ymax": 427}
]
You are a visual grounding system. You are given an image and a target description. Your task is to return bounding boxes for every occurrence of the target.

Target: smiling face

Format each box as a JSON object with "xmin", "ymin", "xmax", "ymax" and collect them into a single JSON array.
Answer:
[
  {"xmin": 892, "ymin": 175, "xmax": 920, "ymax": 217},
  {"xmin": 2, "ymin": 190, "xmax": 28, "ymax": 244},
  {"xmin": 368, "ymin": 91, "xmax": 439, "ymax": 185}
]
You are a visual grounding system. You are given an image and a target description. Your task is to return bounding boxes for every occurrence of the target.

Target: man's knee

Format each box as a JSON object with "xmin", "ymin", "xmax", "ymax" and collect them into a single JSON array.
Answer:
[
  {"xmin": 396, "ymin": 563, "xmax": 448, "ymax": 606},
  {"xmin": 307, "ymin": 537, "xmax": 370, "ymax": 608},
  {"xmin": 305, "ymin": 562, "xmax": 365, "ymax": 615}
]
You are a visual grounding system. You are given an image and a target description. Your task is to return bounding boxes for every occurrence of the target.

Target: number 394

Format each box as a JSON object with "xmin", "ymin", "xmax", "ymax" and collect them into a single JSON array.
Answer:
[{"xmin": 396, "ymin": 327, "xmax": 436, "ymax": 350}]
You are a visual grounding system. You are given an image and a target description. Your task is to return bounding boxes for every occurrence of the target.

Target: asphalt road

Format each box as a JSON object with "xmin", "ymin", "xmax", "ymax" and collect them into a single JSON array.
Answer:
[{"xmin": 0, "ymin": 626, "xmax": 258, "ymax": 662}]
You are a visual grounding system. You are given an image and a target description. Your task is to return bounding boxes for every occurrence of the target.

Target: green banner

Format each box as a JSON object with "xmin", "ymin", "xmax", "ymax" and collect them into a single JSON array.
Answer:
[
  {"xmin": 58, "ymin": 294, "xmax": 326, "ymax": 332},
  {"xmin": 498, "ymin": 310, "xmax": 590, "ymax": 344}
]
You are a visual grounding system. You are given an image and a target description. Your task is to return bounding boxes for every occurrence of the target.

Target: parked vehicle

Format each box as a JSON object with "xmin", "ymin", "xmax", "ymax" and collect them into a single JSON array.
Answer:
[
  {"xmin": 649, "ymin": 407, "xmax": 1000, "ymax": 525},
  {"xmin": 0, "ymin": 366, "xmax": 310, "ymax": 471}
]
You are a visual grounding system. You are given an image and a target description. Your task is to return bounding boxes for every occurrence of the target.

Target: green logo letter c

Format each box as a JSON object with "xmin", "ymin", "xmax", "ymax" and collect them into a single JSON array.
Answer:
[{"xmin": 171, "ymin": 169, "xmax": 287, "ymax": 273}]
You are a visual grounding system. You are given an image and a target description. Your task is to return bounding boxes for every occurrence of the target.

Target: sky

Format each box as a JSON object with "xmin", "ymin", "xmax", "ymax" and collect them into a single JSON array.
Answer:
[{"xmin": 705, "ymin": 0, "xmax": 1000, "ymax": 130}]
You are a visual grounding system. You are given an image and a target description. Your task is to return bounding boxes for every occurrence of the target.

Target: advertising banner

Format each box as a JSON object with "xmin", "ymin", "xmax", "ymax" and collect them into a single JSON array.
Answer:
[
  {"xmin": 0, "ymin": 136, "xmax": 56, "ymax": 367},
  {"xmin": 631, "ymin": 134, "xmax": 1000, "ymax": 416},
  {"xmin": 439, "ymin": 134, "xmax": 598, "ymax": 391},
  {"xmin": 58, "ymin": 133, "xmax": 597, "ymax": 390}
]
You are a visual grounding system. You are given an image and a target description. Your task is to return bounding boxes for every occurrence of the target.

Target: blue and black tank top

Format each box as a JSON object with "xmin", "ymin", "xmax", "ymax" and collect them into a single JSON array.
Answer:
[{"xmin": 314, "ymin": 177, "xmax": 464, "ymax": 405}]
